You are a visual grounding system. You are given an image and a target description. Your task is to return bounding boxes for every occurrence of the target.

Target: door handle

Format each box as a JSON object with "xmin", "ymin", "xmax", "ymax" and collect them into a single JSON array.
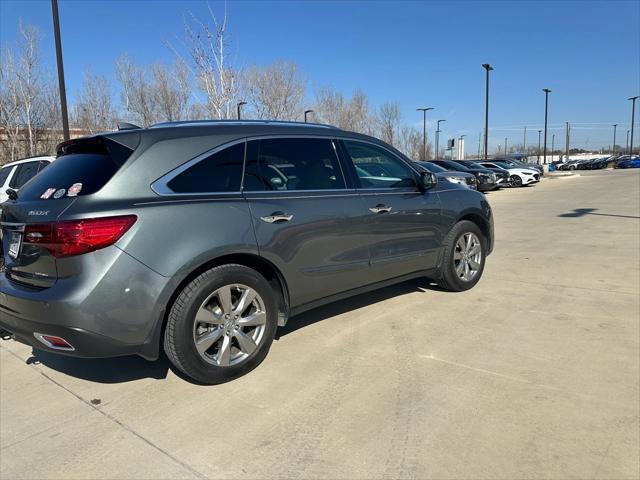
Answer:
[
  {"xmin": 260, "ymin": 212, "xmax": 294, "ymax": 223},
  {"xmin": 369, "ymin": 204, "xmax": 392, "ymax": 214}
]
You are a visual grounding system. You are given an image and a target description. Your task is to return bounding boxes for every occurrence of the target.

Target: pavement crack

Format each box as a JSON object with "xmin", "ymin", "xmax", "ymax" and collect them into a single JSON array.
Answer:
[{"xmin": 2, "ymin": 346, "xmax": 208, "ymax": 479}]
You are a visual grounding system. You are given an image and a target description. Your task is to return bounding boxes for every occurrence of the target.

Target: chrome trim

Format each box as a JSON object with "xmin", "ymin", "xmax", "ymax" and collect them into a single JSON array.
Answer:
[
  {"xmin": 150, "ymin": 120, "xmax": 338, "ymax": 130},
  {"xmin": 33, "ymin": 333, "xmax": 75, "ymax": 352},
  {"xmin": 260, "ymin": 213, "xmax": 293, "ymax": 223},
  {"xmin": 369, "ymin": 205, "xmax": 392, "ymax": 214}
]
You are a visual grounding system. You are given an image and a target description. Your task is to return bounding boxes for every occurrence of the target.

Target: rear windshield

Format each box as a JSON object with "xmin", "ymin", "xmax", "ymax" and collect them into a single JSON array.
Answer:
[
  {"xmin": 16, "ymin": 136, "xmax": 134, "ymax": 201},
  {"xmin": 18, "ymin": 153, "xmax": 121, "ymax": 201}
]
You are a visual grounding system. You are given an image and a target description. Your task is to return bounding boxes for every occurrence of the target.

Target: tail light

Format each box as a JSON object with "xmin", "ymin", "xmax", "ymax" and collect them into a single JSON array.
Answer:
[{"xmin": 23, "ymin": 215, "xmax": 137, "ymax": 258}]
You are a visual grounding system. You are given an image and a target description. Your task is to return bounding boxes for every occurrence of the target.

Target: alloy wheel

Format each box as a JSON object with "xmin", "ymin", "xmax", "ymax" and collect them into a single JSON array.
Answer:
[
  {"xmin": 193, "ymin": 284, "xmax": 267, "ymax": 367},
  {"xmin": 453, "ymin": 232, "xmax": 482, "ymax": 282}
]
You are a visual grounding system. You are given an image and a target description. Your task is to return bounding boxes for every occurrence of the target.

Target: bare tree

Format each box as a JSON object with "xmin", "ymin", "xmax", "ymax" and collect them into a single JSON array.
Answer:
[
  {"xmin": 397, "ymin": 125, "xmax": 430, "ymax": 160},
  {"xmin": 243, "ymin": 61, "xmax": 306, "ymax": 120},
  {"xmin": 376, "ymin": 102, "xmax": 402, "ymax": 147},
  {"xmin": 151, "ymin": 60, "xmax": 191, "ymax": 122},
  {"xmin": 313, "ymin": 87, "xmax": 372, "ymax": 133},
  {"xmin": 0, "ymin": 23, "xmax": 61, "ymax": 162},
  {"xmin": 72, "ymin": 70, "xmax": 116, "ymax": 133},
  {"xmin": 116, "ymin": 55, "xmax": 157, "ymax": 126},
  {"xmin": 178, "ymin": 3, "xmax": 239, "ymax": 119}
]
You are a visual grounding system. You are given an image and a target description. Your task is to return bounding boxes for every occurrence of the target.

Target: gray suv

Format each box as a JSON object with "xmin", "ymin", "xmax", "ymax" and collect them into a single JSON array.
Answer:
[{"xmin": 0, "ymin": 121, "xmax": 493, "ymax": 384}]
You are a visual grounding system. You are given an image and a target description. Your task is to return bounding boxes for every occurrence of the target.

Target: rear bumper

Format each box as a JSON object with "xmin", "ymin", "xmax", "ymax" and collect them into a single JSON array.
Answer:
[{"xmin": 0, "ymin": 246, "xmax": 173, "ymax": 360}]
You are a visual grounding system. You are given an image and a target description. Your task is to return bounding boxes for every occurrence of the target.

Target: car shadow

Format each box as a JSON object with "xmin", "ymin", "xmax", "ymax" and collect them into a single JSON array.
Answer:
[
  {"xmin": 4, "ymin": 277, "xmax": 442, "ymax": 385},
  {"xmin": 559, "ymin": 208, "xmax": 640, "ymax": 219}
]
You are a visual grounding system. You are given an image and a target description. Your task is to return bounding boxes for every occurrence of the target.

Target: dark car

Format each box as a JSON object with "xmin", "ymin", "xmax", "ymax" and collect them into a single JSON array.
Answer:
[
  {"xmin": 429, "ymin": 160, "xmax": 498, "ymax": 192},
  {"xmin": 456, "ymin": 160, "xmax": 510, "ymax": 187},
  {"xmin": 616, "ymin": 157, "xmax": 640, "ymax": 168},
  {"xmin": 1, "ymin": 120, "xmax": 493, "ymax": 384},
  {"xmin": 415, "ymin": 161, "xmax": 477, "ymax": 190}
]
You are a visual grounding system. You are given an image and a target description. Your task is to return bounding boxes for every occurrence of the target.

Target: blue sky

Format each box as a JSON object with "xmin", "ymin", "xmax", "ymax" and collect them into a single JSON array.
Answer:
[{"xmin": 1, "ymin": 0, "xmax": 639, "ymax": 150}]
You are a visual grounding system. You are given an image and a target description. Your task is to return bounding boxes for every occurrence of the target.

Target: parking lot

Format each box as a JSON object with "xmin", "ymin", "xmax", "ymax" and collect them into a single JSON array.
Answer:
[{"xmin": 1, "ymin": 169, "xmax": 638, "ymax": 479}]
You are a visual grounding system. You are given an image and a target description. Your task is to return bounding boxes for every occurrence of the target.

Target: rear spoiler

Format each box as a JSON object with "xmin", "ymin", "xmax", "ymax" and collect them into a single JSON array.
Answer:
[{"xmin": 55, "ymin": 133, "xmax": 141, "ymax": 166}]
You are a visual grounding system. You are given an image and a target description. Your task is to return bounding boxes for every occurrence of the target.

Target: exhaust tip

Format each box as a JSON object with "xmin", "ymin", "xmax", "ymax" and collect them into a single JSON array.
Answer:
[{"xmin": 34, "ymin": 333, "xmax": 75, "ymax": 351}]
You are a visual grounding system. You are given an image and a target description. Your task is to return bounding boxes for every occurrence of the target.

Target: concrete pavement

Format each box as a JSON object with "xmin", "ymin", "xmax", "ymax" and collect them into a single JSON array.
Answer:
[{"xmin": 1, "ymin": 169, "xmax": 639, "ymax": 479}]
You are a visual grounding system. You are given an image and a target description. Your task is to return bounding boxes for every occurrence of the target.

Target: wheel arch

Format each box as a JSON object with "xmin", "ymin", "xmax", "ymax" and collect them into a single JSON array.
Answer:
[{"xmin": 455, "ymin": 211, "xmax": 492, "ymax": 247}]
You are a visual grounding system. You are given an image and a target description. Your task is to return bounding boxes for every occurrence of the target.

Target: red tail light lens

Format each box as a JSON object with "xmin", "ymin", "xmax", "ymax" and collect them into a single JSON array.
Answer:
[{"xmin": 24, "ymin": 215, "xmax": 137, "ymax": 258}]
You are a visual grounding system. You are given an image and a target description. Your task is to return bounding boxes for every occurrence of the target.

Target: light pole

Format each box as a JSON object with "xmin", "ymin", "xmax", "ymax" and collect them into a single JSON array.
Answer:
[
  {"xmin": 612, "ymin": 124, "xmax": 618, "ymax": 155},
  {"xmin": 542, "ymin": 88, "xmax": 551, "ymax": 164},
  {"xmin": 435, "ymin": 119, "xmax": 446, "ymax": 161},
  {"xmin": 458, "ymin": 134, "xmax": 466, "ymax": 160},
  {"xmin": 477, "ymin": 131, "xmax": 482, "ymax": 159},
  {"xmin": 236, "ymin": 101, "xmax": 247, "ymax": 120},
  {"xmin": 565, "ymin": 122, "xmax": 570, "ymax": 160},
  {"xmin": 304, "ymin": 109, "xmax": 314, "ymax": 123},
  {"xmin": 416, "ymin": 107, "xmax": 434, "ymax": 160},
  {"xmin": 482, "ymin": 63, "xmax": 493, "ymax": 160},
  {"xmin": 629, "ymin": 96, "xmax": 638, "ymax": 154},
  {"xmin": 626, "ymin": 130, "xmax": 630, "ymax": 153},
  {"xmin": 537, "ymin": 130, "xmax": 542, "ymax": 164},
  {"xmin": 51, "ymin": 0, "xmax": 69, "ymax": 141},
  {"xmin": 504, "ymin": 137, "xmax": 508, "ymax": 157}
]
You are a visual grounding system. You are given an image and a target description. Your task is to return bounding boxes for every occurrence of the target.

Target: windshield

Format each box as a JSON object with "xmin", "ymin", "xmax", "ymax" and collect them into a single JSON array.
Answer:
[
  {"xmin": 437, "ymin": 160, "xmax": 471, "ymax": 171},
  {"xmin": 418, "ymin": 162, "xmax": 447, "ymax": 173}
]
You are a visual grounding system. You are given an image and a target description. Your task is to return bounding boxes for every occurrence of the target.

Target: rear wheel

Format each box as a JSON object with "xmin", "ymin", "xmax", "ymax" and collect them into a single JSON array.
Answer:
[
  {"xmin": 438, "ymin": 221, "xmax": 486, "ymax": 292},
  {"xmin": 164, "ymin": 264, "xmax": 278, "ymax": 384}
]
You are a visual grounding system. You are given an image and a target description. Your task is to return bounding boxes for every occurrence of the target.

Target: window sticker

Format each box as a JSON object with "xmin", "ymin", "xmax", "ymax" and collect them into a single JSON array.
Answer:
[
  {"xmin": 67, "ymin": 183, "xmax": 83, "ymax": 197},
  {"xmin": 53, "ymin": 188, "xmax": 66, "ymax": 199},
  {"xmin": 40, "ymin": 188, "xmax": 57, "ymax": 200}
]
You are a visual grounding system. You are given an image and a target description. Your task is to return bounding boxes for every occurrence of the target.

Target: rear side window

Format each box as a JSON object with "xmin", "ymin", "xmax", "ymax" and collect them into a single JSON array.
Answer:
[
  {"xmin": 9, "ymin": 161, "xmax": 41, "ymax": 189},
  {"xmin": 243, "ymin": 138, "xmax": 345, "ymax": 191},
  {"xmin": 0, "ymin": 165, "xmax": 13, "ymax": 186},
  {"xmin": 167, "ymin": 142, "xmax": 244, "ymax": 194}
]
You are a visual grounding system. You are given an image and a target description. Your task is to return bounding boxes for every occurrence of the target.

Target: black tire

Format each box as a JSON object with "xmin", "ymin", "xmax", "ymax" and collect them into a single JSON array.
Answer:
[
  {"xmin": 163, "ymin": 264, "xmax": 278, "ymax": 384},
  {"xmin": 437, "ymin": 220, "xmax": 486, "ymax": 292},
  {"xmin": 510, "ymin": 175, "xmax": 523, "ymax": 187}
]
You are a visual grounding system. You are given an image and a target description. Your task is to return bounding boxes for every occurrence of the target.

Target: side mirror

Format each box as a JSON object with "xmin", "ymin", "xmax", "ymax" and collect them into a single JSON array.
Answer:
[{"xmin": 419, "ymin": 171, "xmax": 437, "ymax": 191}]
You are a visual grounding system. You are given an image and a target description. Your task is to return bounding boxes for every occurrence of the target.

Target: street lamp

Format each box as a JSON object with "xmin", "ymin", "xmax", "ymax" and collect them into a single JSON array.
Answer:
[
  {"xmin": 236, "ymin": 101, "xmax": 247, "ymax": 120},
  {"xmin": 612, "ymin": 124, "xmax": 618, "ymax": 155},
  {"xmin": 542, "ymin": 88, "xmax": 551, "ymax": 164},
  {"xmin": 537, "ymin": 130, "xmax": 542, "ymax": 164},
  {"xmin": 416, "ymin": 107, "xmax": 434, "ymax": 160},
  {"xmin": 629, "ymin": 96, "xmax": 638, "ymax": 154},
  {"xmin": 51, "ymin": 0, "xmax": 69, "ymax": 141},
  {"xmin": 435, "ymin": 119, "xmax": 446, "ymax": 161},
  {"xmin": 304, "ymin": 109, "xmax": 314, "ymax": 123},
  {"xmin": 482, "ymin": 64, "xmax": 493, "ymax": 160}
]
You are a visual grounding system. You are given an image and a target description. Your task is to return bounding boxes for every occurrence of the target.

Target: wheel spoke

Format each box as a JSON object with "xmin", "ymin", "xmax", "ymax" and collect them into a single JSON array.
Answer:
[
  {"xmin": 239, "ymin": 311, "xmax": 267, "ymax": 327},
  {"xmin": 454, "ymin": 249, "xmax": 463, "ymax": 260},
  {"xmin": 469, "ymin": 257, "xmax": 481, "ymax": 269},
  {"xmin": 463, "ymin": 261, "xmax": 470, "ymax": 279},
  {"xmin": 195, "ymin": 306, "xmax": 224, "ymax": 325},
  {"xmin": 455, "ymin": 260, "xmax": 465, "ymax": 276},
  {"xmin": 195, "ymin": 328, "xmax": 223, "ymax": 355},
  {"xmin": 456, "ymin": 238, "xmax": 466, "ymax": 252},
  {"xmin": 468, "ymin": 244, "xmax": 480, "ymax": 256},
  {"xmin": 216, "ymin": 335, "xmax": 232, "ymax": 366},
  {"xmin": 465, "ymin": 234, "xmax": 472, "ymax": 251},
  {"xmin": 234, "ymin": 288, "xmax": 257, "ymax": 315},
  {"xmin": 234, "ymin": 330, "xmax": 257, "ymax": 355},
  {"xmin": 216, "ymin": 286, "xmax": 233, "ymax": 315}
]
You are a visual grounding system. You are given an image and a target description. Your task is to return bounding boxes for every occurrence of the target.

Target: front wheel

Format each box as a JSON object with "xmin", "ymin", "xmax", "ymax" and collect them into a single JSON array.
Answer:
[
  {"xmin": 164, "ymin": 264, "xmax": 278, "ymax": 384},
  {"xmin": 510, "ymin": 175, "xmax": 523, "ymax": 187},
  {"xmin": 437, "ymin": 221, "xmax": 486, "ymax": 292}
]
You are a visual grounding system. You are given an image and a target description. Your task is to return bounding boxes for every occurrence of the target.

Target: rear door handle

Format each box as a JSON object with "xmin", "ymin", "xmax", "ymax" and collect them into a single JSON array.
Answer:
[
  {"xmin": 369, "ymin": 204, "xmax": 392, "ymax": 214},
  {"xmin": 260, "ymin": 212, "xmax": 294, "ymax": 223}
]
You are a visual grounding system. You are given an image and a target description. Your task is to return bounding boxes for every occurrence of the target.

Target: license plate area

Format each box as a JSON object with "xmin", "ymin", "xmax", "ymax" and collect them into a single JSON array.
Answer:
[{"xmin": 8, "ymin": 231, "xmax": 23, "ymax": 260}]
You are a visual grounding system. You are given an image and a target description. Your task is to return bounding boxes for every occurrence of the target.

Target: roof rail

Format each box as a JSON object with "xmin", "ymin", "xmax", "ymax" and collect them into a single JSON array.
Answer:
[{"xmin": 148, "ymin": 119, "xmax": 338, "ymax": 130}]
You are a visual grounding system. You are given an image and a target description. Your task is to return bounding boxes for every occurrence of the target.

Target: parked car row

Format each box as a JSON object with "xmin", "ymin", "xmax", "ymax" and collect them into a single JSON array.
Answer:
[
  {"xmin": 416, "ymin": 158, "xmax": 541, "ymax": 192},
  {"xmin": 555, "ymin": 155, "xmax": 640, "ymax": 171}
]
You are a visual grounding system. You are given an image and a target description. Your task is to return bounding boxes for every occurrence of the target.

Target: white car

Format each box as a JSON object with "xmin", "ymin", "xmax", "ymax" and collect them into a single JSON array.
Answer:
[
  {"xmin": 480, "ymin": 161, "xmax": 540, "ymax": 187},
  {"xmin": 0, "ymin": 155, "xmax": 55, "ymax": 204}
]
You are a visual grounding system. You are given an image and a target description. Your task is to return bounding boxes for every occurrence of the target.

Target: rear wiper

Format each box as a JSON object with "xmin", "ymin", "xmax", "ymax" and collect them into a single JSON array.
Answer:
[{"xmin": 6, "ymin": 188, "xmax": 18, "ymax": 201}]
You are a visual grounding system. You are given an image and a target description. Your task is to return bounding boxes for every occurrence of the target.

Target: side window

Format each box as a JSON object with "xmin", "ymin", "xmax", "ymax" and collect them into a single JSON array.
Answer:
[
  {"xmin": 167, "ymin": 142, "xmax": 245, "ymax": 194},
  {"xmin": 0, "ymin": 166, "xmax": 13, "ymax": 187},
  {"xmin": 343, "ymin": 141, "xmax": 417, "ymax": 189},
  {"xmin": 9, "ymin": 161, "xmax": 41, "ymax": 189},
  {"xmin": 243, "ymin": 138, "xmax": 345, "ymax": 191}
]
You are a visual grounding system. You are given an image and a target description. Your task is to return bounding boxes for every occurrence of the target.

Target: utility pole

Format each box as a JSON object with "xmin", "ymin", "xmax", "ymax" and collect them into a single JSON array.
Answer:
[
  {"xmin": 629, "ymin": 96, "xmax": 638, "ymax": 154},
  {"xmin": 51, "ymin": 0, "xmax": 69, "ymax": 141},
  {"xmin": 542, "ymin": 88, "xmax": 551, "ymax": 164},
  {"xmin": 477, "ymin": 131, "xmax": 482, "ymax": 159},
  {"xmin": 612, "ymin": 124, "xmax": 618, "ymax": 155},
  {"xmin": 482, "ymin": 64, "xmax": 493, "ymax": 160},
  {"xmin": 416, "ymin": 107, "xmax": 434, "ymax": 160}
]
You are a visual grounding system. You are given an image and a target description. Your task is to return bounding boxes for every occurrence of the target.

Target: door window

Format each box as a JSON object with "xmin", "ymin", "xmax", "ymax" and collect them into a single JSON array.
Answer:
[
  {"xmin": 0, "ymin": 166, "xmax": 13, "ymax": 187},
  {"xmin": 342, "ymin": 141, "xmax": 417, "ymax": 189},
  {"xmin": 243, "ymin": 138, "xmax": 345, "ymax": 191}
]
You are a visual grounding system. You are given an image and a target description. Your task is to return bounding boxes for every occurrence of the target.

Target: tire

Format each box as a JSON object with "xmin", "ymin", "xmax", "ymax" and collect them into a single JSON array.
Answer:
[
  {"xmin": 510, "ymin": 175, "xmax": 523, "ymax": 187},
  {"xmin": 437, "ymin": 220, "xmax": 486, "ymax": 292},
  {"xmin": 164, "ymin": 264, "xmax": 278, "ymax": 384}
]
